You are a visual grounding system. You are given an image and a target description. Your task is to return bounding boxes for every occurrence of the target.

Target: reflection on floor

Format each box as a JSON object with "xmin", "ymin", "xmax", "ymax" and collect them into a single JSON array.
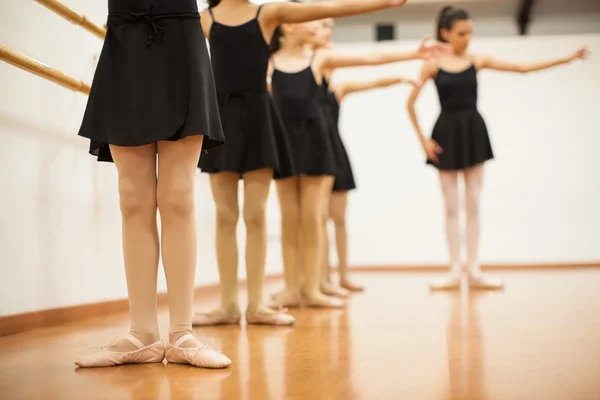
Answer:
[{"xmin": 1, "ymin": 269, "xmax": 599, "ymax": 400}]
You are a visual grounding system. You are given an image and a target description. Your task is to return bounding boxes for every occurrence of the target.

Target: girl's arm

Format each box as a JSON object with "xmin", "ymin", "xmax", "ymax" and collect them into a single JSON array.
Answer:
[
  {"xmin": 320, "ymin": 36, "xmax": 450, "ymax": 71},
  {"xmin": 334, "ymin": 76, "xmax": 420, "ymax": 103},
  {"xmin": 477, "ymin": 47, "xmax": 589, "ymax": 73},
  {"xmin": 262, "ymin": 0, "xmax": 407, "ymax": 25},
  {"xmin": 407, "ymin": 59, "xmax": 442, "ymax": 163}
]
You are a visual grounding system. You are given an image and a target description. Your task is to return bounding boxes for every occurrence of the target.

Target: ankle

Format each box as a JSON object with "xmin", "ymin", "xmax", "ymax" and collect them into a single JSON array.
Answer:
[{"xmin": 129, "ymin": 330, "xmax": 161, "ymax": 346}]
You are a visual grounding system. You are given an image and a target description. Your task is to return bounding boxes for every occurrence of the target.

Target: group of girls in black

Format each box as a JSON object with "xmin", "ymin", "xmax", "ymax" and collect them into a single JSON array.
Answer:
[{"xmin": 75, "ymin": 0, "xmax": 588, "ymax": 369}]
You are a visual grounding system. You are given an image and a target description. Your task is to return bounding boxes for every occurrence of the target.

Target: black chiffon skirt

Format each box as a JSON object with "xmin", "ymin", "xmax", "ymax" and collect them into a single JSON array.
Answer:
[
  {"xmin": 330, "ymin": 125, "xmax": 356, "ymax": 192},
  {"xmin": 428, "ymin": 108, "xmax": 494, "ymax": 170},
  {"xmin": 78, "ymin": 0, "xmax": 224, "ymax": 162},
  {"xmin": 276, "ymin": 115, "xmax": 337, "ymax": 179},
  {"xmin": 199, "ymin": 92, "xmax": 295, "ymax": 179}
]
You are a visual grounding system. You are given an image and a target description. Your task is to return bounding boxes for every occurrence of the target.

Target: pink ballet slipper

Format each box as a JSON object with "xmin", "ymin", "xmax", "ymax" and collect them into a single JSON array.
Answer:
[
  {"xmin": 165, "ymin": 334, "xmax": 231, "ymax": 369},
  {"xmin": 75, "ymin": 334, "xmax": 165, "ymax": 368}
]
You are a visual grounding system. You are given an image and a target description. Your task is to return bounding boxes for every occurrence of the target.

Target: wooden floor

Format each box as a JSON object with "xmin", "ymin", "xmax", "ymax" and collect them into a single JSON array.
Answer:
[{"xmin": 1, "ymin": 270, "xmax": 599, "ymax": 400}]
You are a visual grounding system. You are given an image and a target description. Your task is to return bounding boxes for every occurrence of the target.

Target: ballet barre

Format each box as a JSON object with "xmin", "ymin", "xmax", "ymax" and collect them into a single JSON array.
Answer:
[
  {"xmin": 0, "ymin": 44, "xmax": 91, "ymax": 94},
  {"xmin": 34, "ymin": 0, "xmax": 106, "ymax": 39}
]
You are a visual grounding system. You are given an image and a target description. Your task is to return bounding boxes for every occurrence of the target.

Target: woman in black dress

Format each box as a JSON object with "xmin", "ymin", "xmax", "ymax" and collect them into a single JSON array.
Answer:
[
  {"xmin": 314, "ymin": 19, "xmax": 447, "ymax": 295},
  {"xmin": 407, "ymin": 6, "xmax": 589, "ymax": 291},
  {"xmin": 193, "ymin": 0, "xmax": 409, "ymax": 324},
  {"xmin": 269, "ymin": 16, "xmax": 448, "ymax": 308},
  {"xmin": 76, "ymin": 0, "xmax": 230, "ymax": 368}
]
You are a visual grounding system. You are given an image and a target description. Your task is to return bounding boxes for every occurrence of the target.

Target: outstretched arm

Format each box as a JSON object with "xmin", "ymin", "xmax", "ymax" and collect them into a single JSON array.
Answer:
[
  {"xmin": 407, "ymin": 59, "xmax": 442, "ymax": 163},
  {"xmin": 320, "ymin": 36, "xmax": 451, "ymax": 71},
  {"xmin": 262, "ymin": 0, "xmax": 407, "ymax": 25},
  {"xmin": 335, "ymin": 76, "xmax": 420, "ymax": 103},
  {"xmin": 477, "ymin": 47, "xmax": 589, "ymax": 73}
]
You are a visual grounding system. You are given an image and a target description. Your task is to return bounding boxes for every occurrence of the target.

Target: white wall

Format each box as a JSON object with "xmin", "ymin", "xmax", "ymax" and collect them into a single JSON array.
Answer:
[
  {"xmin": 330, "ymin": 34, "xmax": 600, "ymax": 267},
  {"xmin": 0, "ymin": 0, "xmax": 598, "ymax": 316}
]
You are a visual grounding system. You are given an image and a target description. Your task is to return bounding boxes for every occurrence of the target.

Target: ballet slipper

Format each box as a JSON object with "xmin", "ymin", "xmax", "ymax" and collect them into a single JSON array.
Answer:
[
  {"xmin": 192, "ymin": 308, "xmax": 241, "ymax": 327},
  {"xmin": 270, "ymin": 290, "xmax": 302, "ymax": 308},
  {"xmin": 246, "ymin": 306, "xmax": 295, "ymax": 326},
  {"xmin": 429, "ymin": 274, "xmax": 462, "ymax": 291},
  {"xmin": 340, "ymin": 279, "xmax": 365, "ymax": 292},
  {"xmin": 75, "ymin": 334, "xmax": 165, "ymax": 368},
  {"xmin": 467, "ymin": 273, "xmax": 504, "ymax": 290},
  {"xmin": 304, "ymin": 293, "xmax": 345, "ymax": 308},
  {"xmin": 320, "ymin": 282, "xmax": 350, "ymax": 298},
  {"xmin": 165, "ymin": 334, "xmax": 231, "ymax": 369}
]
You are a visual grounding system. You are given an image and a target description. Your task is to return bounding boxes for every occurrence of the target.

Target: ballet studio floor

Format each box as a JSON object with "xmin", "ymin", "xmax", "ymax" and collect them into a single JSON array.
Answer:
[{"xmin": 0, "ymin": 269, "xmax": 599, "ymax": 400}]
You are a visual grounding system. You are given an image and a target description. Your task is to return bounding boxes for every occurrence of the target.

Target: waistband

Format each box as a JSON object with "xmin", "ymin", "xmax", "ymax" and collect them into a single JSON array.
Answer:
[
  {"xmin": 108, "ymin": 0, "xmax": 198, "ymax": 15},
  {"xmin": 440, "ymin": 104, "xmax": 477, "ymax": 112}
]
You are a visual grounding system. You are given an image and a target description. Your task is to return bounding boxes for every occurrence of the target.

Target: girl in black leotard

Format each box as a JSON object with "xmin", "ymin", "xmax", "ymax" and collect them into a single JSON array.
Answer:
[
  {"xmin": 193, "ymin": 0, "xmax": 410, "ymax": 325},
  {"xmin": 76, "ymin": 0, "xmax": 230, "ymax": 370},
  {"xmin": 408, "ymin": 6, "xmax": 589, "ymax": 291},
  {"xmin": 313, "ymin": 19, "xmax": 447, "ymax": 296},
  {"xmin": 268, "ymin": 20, "xmax": 449, "ymax": 308}
]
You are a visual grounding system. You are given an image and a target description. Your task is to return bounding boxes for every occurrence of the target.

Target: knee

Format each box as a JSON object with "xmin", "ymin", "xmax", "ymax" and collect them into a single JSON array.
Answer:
[
  {"xmin": 118, "ymin": 178, "xmax": 156, "ymax": 218},
  {"xmin": 157, "ymin": 176, "xmax": 194, "ymax": 218},
  {"xmin": 331, "ymin": 211, "xmax": 346, "ymax": 229},
  {"xmin": 216, "ymin": 203, "xmax": 239, "ymax": 227},
  {"xmin": 243, "ymin": 203, "xmax": 266, "ymax": 230},
  {"xmin": 466, "ymin": 196, "xmax": 480, "ymax": 217},
  {"xmin": 301, "ymin": 208, "xmax": 320, "ymax": 232},
  {"xmin": 445, "ymin": 202, "xmax": 459, "ymax": 219},
  {"xmin": 280, "ymin": 204, "xmax": 299, "ymax": 226}
]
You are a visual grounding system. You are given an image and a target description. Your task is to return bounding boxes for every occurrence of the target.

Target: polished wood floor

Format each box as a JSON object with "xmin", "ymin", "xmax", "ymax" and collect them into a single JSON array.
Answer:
[{"xmin": 1, "ymin": 270, "xmax": 599, "ymax": 400}]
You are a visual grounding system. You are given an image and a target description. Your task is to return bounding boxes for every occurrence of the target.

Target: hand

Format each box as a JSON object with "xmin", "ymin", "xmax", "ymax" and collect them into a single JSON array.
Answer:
[
  {"xmin": 569, "ymin": 46, "xmax": 590, "ymax": 62},
  {"xmin": 422, "ymin": 138, "xmax": 443, "ymax": 163},
  {"xmin": 416, "ymin": 36, "xmax": 453, "ymax": 60},
  {"xmin": 387, "ymin": 0, "xmax": 408, "ymax": 6}
]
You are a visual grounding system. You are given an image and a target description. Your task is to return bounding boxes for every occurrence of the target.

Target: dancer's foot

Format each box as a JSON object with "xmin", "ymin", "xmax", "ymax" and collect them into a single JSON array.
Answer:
[
  {"xmin": 165, "ymin": 333, "xmax": 231, "ymax": 369},
  {"xmin": 75, "ymin": 334, "xmax": 165, "ymax": 368},
  {"xmin": 270, "ymin": 290, "xmax": 302, "ymax": 308},
  {"xmin": 320, "ymin": 281, "xmax": 350, "ymax": 297},
  {"xmin": 192, "ymin": 308, "xmax": 241, "ymax": 327},
  {"xmin": 430, "ymin": 274, "xmax": 462, "ymax": 291},
  {"xmin": 340, "ymin": 278, "xmax": 365, "ymax": 292},
  {"xmin": 468, "ymin": 273, "xmax": 504, "ymax": 290},
  {"xmin": 246, "ymin": 305, "xmax": 295, "ymax": 326},
  {"xmin": 304, "ymin": 292, "xmax": 345, "ymax": 308}
]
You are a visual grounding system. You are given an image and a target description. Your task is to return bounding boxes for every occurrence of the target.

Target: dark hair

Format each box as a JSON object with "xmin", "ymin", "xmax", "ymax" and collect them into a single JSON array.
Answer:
[
  {"xmin": 436, "ymin": 6, "xmax": 470, "ymax": 42},
  {"xmin": 207, "ymin": 0, "xmax": 221, "ymax": 7}
]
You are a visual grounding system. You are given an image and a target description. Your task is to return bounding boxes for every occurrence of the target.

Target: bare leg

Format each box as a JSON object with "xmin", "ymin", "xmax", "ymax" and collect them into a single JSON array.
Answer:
[
  {"xmin": 330, "ymin": 191, "xmax": 363, "ymax": 292},
  {"xmin": 464, "ymin": 164, "xmax": 503, "ymax": 290},
  {"xmin": 157, "ymin": 136, "xmax": 230, "ymax": 368},
  {"xmin": 193, "ymin": 172, "xmax": 241, "ymax": 326},
  {"xmin": 107, "ymin": 144, "xmax": 161, "ymax": 352},
  {"xmin": 430, "ymin": 170, "xmax": 462, "ymax": 290},
  {"xmin": 272, "ymin": 177, "xmax": 302, "ymax": 307},
  {"xmin": 300, "ymin": 175, "xmax": 344, "ymax": 308},
  {"xmin": 243, "ymin": 169, "xmax": 294, "ymax": 325},
  {"xmin": 320, "ymin": 177, "xmax": 349, "ymax": 297}
]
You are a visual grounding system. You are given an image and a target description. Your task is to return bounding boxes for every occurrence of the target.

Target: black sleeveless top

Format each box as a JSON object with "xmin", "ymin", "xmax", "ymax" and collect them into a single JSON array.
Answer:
[
  {"xmin": 208, "ymin": 7, "xmax": 269, "ymax": 95},
  {"xmin": 271, "ymin": 63, "xmax": 336, "ymax": 177},
  {"xmin": 435, "ymin": 65, "xmax": 478, "ymax": 112},
  {"xmin": 198, "ymin": 6, "xmax": 296, "ymax": 178},
  {"xmin": 429, "ymin": 63, "xmax": 494, "ymax": 170}
]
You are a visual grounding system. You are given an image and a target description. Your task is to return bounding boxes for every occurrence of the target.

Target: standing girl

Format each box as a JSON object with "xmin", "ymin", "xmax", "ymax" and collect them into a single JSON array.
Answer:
[
  {"xmin": 76, "ymin": 0, "xmax": 231, "ymax": 368},
  {"xmin": 314, "ymin": 19, "xmax": 448, "ymax": 295},
  {"xmin": 407, "ymin": 6, "xmax": 589, "ymax": 290},
  {"xmin": 269, "ymin": 17, "xmax": 448, "ymax": 308},
  {"xmin": 193, "ymin": 0, "xmax": 409, "ymax": 325}
]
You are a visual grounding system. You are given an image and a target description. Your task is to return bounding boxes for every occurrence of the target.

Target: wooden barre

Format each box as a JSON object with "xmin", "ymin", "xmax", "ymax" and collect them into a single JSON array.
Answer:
[
  {"xmin": 35, "ymin": 0, "xmax": 106, "ymax": 39},
  {"xmin": 0, "ymin": 43, "xmax": 90, "ymax": 95}
]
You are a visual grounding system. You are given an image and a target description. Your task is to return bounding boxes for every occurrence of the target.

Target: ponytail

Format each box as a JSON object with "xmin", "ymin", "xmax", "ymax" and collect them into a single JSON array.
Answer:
[{"xmin": 436, "ymin": 5, "xmax": 470, "ymax": 42}]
